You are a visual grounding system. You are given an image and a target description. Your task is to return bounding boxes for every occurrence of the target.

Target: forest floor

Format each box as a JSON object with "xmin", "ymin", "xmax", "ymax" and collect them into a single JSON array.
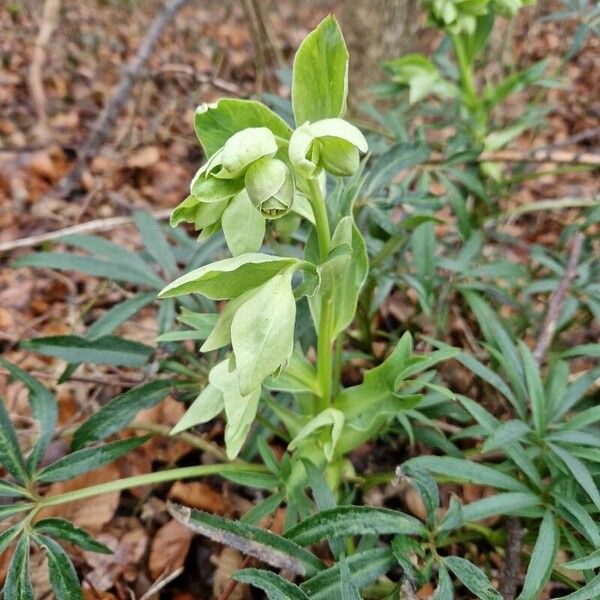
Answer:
[{"xmin": 0, "ymin": 0, "xmax": 598, "ymax": 598}]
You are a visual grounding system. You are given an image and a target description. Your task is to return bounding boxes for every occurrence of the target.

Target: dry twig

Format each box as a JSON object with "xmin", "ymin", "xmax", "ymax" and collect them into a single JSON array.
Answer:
[
  {"xmin": 47, "ymin": 0, "xmax": 193, "ymax": 201},
  {"xmin": 28, "ymin": 0, "xmax": 61, "ymax": 141},
  {"xmin": 0, "ymin": 209, "xmax": 171, "ymax": 254}
]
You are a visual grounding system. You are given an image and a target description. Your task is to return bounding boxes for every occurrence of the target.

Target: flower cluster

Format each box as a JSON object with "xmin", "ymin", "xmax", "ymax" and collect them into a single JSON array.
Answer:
[{"xmin": 170, "ymin": 117, "xmax": 367, "ymax": 256}]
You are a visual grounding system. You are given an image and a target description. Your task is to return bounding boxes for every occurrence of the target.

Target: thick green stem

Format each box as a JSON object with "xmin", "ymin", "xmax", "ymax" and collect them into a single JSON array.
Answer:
[
  {"xmin": 317, "ymin": 297, "xmax": 334, "ymax": 410},
  {"xmin": 451, "ymin": 33, "xmax": 477, "ymax": 109},
  {"xmin": 38, "ymin": 463, "xmax": 267, "ymax": 508},
  {"xmin": 306, "ymin": 177, "xmax": 334, "ymax": 411},
  {"xmin": 307, "ymin": 178, "xmax": 330, "ymax": 261}
]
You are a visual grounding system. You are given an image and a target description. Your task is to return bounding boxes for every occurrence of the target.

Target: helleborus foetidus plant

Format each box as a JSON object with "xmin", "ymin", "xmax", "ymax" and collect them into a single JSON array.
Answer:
[{"xmin": 159, "ymin": 16, "xmax": 458, "ymax": 483}]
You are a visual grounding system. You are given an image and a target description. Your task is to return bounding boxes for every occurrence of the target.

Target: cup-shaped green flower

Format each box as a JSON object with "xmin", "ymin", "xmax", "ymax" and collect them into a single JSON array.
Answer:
[
  {"xmin": 170, "ymin": 127, "xmax": 282, "ymax": 252},
  {"xmin": 245, "ymin": 157, "xmax": 294, "ymax": 219},
  {"xmin": 289, "ymin": 118, "xmax": 368, "ymax": 179},
  {"xmin": 424, "ymin": 0, "xmax": 489, "ymax": 34}
]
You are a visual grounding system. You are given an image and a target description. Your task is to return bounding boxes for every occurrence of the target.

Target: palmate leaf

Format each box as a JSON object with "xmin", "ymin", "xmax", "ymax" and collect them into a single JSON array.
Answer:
[
  {"xmin": 234, "ymin": 569, "xmax": 310, "ymax": 600},
  {"xmin": 72, "ymin": 379, "xmax": 172, "ymax": 449},
  {"xmin": 283, "ymin": 506, "xmax": 426, "ymax": 546},
  {"xmin": 0, "ymin": 359, "xmax": 57, "ymax": 472},
  {"xmin": 168, "ymin": 503, "xmax": 325, "ymax": 576},
  {"xmin": 33, "ymin": 519, "xmax": 112, "ymax": 554},
  {"xmin": 33, "ymin": 535, "xmax": 83, "ymax": 600},
  {"xmin": 4, "ymin": 535, "xmax": 33, "ymax": 600},
  {"xmin": 36, "ymin": 436, "xmax": 151, "ymax": 483}
]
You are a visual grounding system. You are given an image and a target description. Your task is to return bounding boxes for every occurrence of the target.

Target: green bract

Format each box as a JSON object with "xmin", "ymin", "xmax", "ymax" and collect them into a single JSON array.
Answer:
[{"xmin": 289, "ymin": 118, "xmax": 368, "ymax": 178}]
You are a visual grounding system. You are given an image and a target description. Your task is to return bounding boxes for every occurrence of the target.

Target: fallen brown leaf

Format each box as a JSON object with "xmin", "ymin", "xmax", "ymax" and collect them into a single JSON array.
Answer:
[
  {"xmin": 148, "ymin": 519, "xmax": 194, "ymax": 580},
  {"xmin": 168, "ymin": 480, "xmax": 229, "ymax": 515}
]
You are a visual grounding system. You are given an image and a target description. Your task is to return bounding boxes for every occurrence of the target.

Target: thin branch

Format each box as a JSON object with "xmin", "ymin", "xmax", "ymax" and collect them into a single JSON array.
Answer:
[
  {"xmin": 500, "ymin": 231, "xmax": 585, "ymax": 600},
  {"xmin": 46, "ymin": 0, "xmax": 193, "ymax": 201},
  {"xmin": 28, "ymin": 0, "xmax": 61, "ymax": 141},
  {"xmin": 533, "ymin": 231, "xmax": 585, "ymax": 366},
  {"xmin": 0, "ymin": 209, "xmax": 171, "ymax": 254}
]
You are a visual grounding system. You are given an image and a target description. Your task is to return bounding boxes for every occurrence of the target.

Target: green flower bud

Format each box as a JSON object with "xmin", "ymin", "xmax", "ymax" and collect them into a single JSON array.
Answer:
[
  {"xmin": 289, "ymin": 118, "xmax": 368, "ymax": 178},
  {"xmin": 245, "ymin": 157, "xmax": 294, "ymax": 219},
  {"xmin": 218, "ymin": 127, "xmax": 278, "ymax": 179}
]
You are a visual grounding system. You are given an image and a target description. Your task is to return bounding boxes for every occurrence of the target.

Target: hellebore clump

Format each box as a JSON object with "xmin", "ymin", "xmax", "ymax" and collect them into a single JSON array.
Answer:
[{"xmin": 160, "ymin": 14, "xmax": 378, "ymax": 475}]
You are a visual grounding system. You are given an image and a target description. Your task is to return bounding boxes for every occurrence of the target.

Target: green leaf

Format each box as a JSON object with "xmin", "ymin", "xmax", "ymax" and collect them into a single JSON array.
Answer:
[
  {"xmin": 34, "ymin": 535, "xmax": 83, "ymax": 600},
  {"xmin": 0, "ymin": 503, "xmax": 34, "ymax": 524},
  {"xmin": 451, "ymin": 492, "xmax": 541, "ymax": 528},
  {"xmin": 37, "ymin": 436, "xmax": 150, "ymax": 483},
  {"xmin": 194, "ymin": 98, "xmax": 292, "ymax": 158},
  {"xmin": 168, "ymin": 503, "xmax": 324, "ymax": 576},
  {"xmin": 550, "ymin": 443, "xmax": 600, "ymax": 511},
  {"xmin": 564, "ymin": 548, "xmax": 600, "ymax": 571},
  {"xmin": 4, "ymin": 535, "xmax": 33, "ymax": 600},
  {"xmin": 215, "ymin": 362, "xmax": 261, "ymax": 459},
  {"xmin": 21, "ymin": 335, "xmax": 152, "ymax": 367},
  {"xmin": 133, "ymin": 211, "xmax": 177, "ymax": 278},
  {"xmin": 331, "ymin": 219, "xmax": 368, "ymax": 336},
  {"xmin": 554, "ymin": 574, "xmax": 600, "ymax": 600},
  {"xmin": 0, "ymin": 523, "xmax": 23, "ymax": 554},
  {"xmin": 0, "ymin": 397, "xmax": 29, "ymax": 484},
  {"xmin": 12, "ymin": 252, "xmax": 163, "ymax": 288},
  {"xmin": 519, "ymin": 341, "xmax": 546, "ymax": 436},
  {"xmin": 397, "ymin": 463, "xmax": 439, "ymax": 527},
  {"xmin": 234, "ymin": 569, "xmax": 310, "ymax": 600},
  {"xmin": 171, "ymin": 381, "xmax": 223, "ymax": 436},
  {"xmin": 231, "ymin": 269, "xmax": 296, "ymax": 395},
  {"xmin": 0, "ymin": 359, "xmax": 57, "ymax": 472},
  {"xmin": 284, "ymin": 506, "xmax": 425, "ymax": 546},
  {"xmin": 339, "ymin": 560, "xmax": 362, "ymax": 600},
  {"xmin": 33, "ymin": 518, "xmax": 112, "ymax": 554},
  {"xmin": 239, "ymin": 491, "xmax": 285, "ymax": 526},
  {"xmin": 292, "ymin": 15, "xmax": 348, "ymax": 125},
  {"xmin": 159, "ymin": 253, "xmax": 298, "ymax": 300},
  {"xmin": 517, "ymin": 511, "xmax": 559, "ymax": 600},
  {"xmin": 222, "ymin": 191, "xmax": 266, "ymax": 256},
  {"xmin": 406, "ymin": 456, "xmax": 529, "ymax": 492},
  {"xmin": 434, "ymin": 564, "xmax": 454, "ymax": 600},
  {"xmin": 444, "ymin": 556, "xmax": 502, "ymax": 600},
  {"xmin": 300, "ymin": 547, "xmax": 396, "ymax": 599},
  {"xmin": 86, "ymin": 292, "xmax": 156, "ymax": 339},
  {"xmin": 0, "ymin": 479, "xmax": 31, "ymax": 499},
  {"xmin": 288, "ymin": 409, "xmax": 345, "ymax": 462},
  {"xmin": 482, "ymin": 420, "xmax": 530, "ymax": 452},
  {"xmin": 72, "ymin": 380, "xmax": 172, "ymax": 449}
]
